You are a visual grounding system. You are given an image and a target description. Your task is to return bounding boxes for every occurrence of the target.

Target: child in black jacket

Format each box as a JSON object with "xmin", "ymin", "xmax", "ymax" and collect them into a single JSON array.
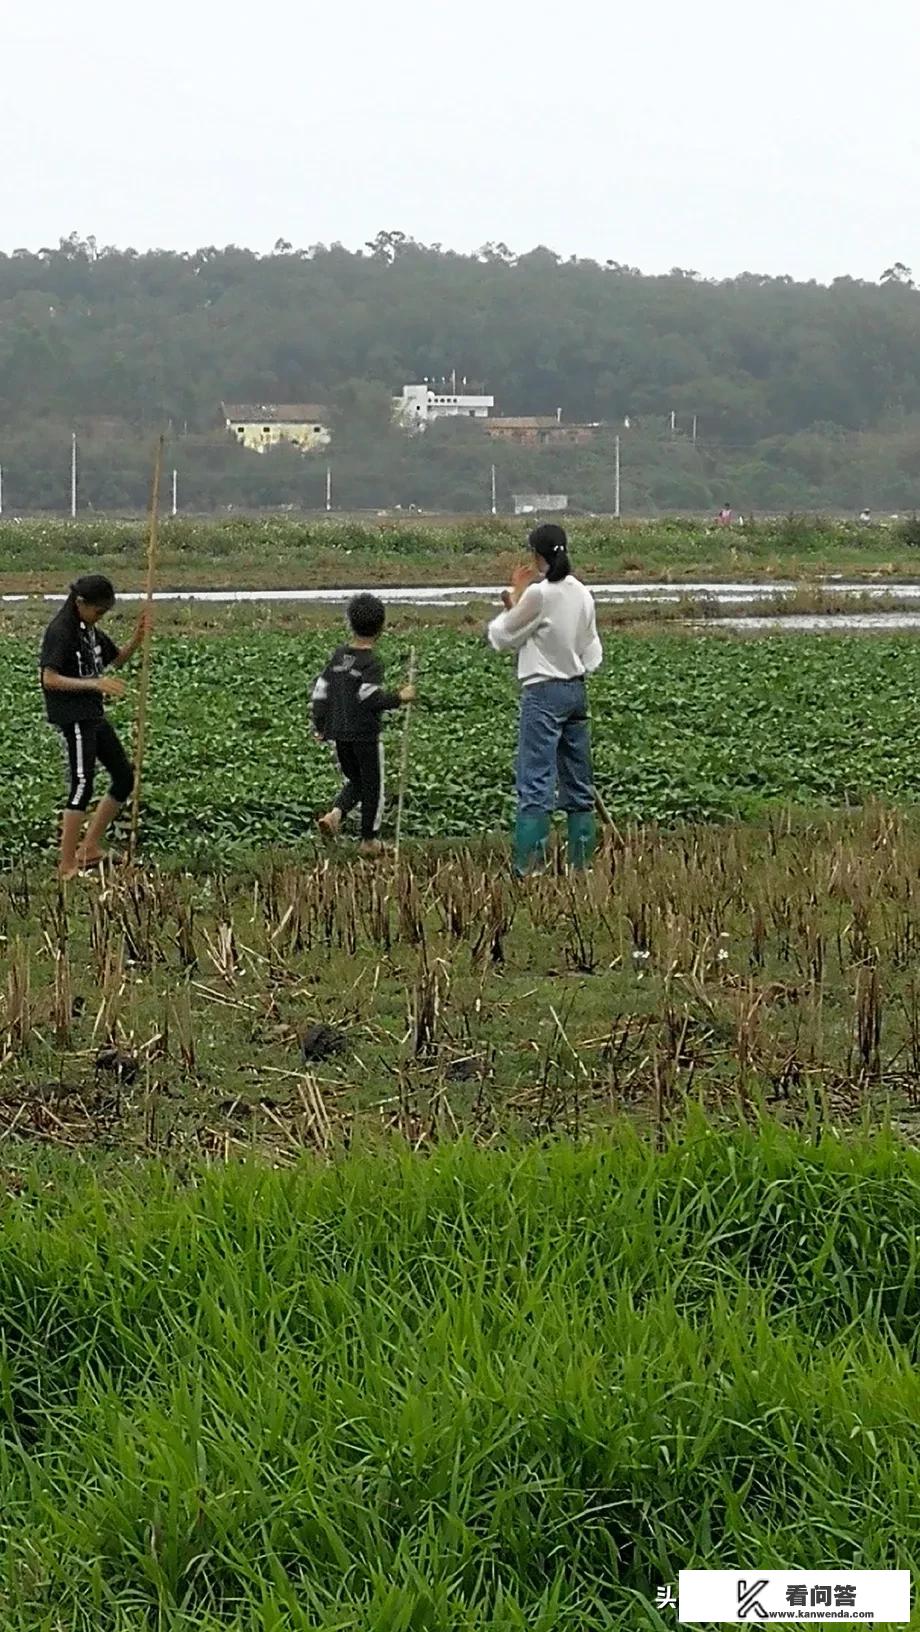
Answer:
[{"xmin": 311, "ymin": 594, "xmax": 415, "ymax": 854}]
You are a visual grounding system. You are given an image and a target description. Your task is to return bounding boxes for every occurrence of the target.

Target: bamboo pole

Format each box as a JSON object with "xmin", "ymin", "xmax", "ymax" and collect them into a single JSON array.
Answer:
[
  {"xmin": 594, "ymin": 786, "xmax": 628, "ymax": 850},
  {"xmin": 129, "ymin": 436, "xmax": 164, "ymax": 857},
  {"xmin": 393, "ymin": 646, "xmax": 417, "ymax": 866},
  {"xmin": 594, "ymin": 788, "xmax": 614, "ymax": 828}
]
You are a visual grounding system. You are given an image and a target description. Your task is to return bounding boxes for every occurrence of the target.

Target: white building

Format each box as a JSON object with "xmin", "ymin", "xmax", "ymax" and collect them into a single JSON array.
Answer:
[
  {"xmin": 393, "ymin": 383, "xmax": 494, "ymax": 430},
  {"xmin": 513, "ymin": 493, "xmax": 569, "ymax": 516}
]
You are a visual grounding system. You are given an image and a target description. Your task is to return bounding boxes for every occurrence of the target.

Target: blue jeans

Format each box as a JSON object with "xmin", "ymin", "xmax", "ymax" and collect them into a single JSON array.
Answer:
[{"xmin": 516, "ymin": 678, "xmax": 594, "ymax": 817}]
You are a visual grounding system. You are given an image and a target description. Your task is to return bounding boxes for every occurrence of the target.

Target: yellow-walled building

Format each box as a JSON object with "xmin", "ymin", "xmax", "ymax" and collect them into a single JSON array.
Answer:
[{"xmin": 223, "ymin": 402, "xmax": 331, "ymax": 453}]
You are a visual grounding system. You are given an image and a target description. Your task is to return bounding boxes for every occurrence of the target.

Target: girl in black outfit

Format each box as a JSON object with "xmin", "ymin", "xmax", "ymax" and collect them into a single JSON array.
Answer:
[{"xmin": 39, "ymin": 574, "xmax": 147, "ymax": 879}]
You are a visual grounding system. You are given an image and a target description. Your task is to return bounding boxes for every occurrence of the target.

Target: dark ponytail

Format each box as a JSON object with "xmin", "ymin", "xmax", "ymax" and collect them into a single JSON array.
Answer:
[
  {"xmin": 67, "ymin": 573, "xmax": 116, "ymax": 613},
  {"xmin": 529, "ymin": 522, "xmax": 571, "ymax": 584}
]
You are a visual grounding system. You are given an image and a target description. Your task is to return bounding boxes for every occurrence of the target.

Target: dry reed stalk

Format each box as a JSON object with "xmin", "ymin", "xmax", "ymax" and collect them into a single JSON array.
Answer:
[
  {"xmin": 129, "ymin": 434, "xmax": 164, "ymax": 858},
  {"xmin": 3, "ymin": 941, "xmax": 32, "ymax": 1059},
  {"xmin": 91, "ymin": 940, "xmax": 126, "ymax": 1043},
  {"xmin": 393, "ymin": 645, "xmax": 417, "ymax": 867},
  {"xmin": 201, "ymin": 922, "xmax": 239, "ymax": 985},
  {"xmin": 854, "ymin": 963, "xmax": 883, "ymax": 1082}
]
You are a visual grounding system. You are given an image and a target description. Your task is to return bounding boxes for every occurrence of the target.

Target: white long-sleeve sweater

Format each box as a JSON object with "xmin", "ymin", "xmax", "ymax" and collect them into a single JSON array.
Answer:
[{"xmin": 487, "ymin": 576, "xmax": 603, "ymax": 685}]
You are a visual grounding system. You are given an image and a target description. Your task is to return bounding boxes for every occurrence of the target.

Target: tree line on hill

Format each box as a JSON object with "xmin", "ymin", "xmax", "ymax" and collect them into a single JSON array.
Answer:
[{"xmin": 1, "ymin": 233, "xmax": 919, "ymax": 513}]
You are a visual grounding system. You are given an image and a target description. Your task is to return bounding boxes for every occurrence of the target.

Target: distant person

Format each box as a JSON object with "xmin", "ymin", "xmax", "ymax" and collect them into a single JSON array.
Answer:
[
  {"xmin": 859, "ymin": 507, "xmax": 872, "ymax": 525},
  {"xmin": 312, "ymin": 594, "xmax": 416, "ymax": 856},
  {"xmin": 717, "ymin": 504, "xmax": 733, "ymax": 526},
  {"xmin": 39, "ymin": 575, "xmax": 147, "ymax": 881},
  {"xmin": 487, "ymin": 523, "xmax": 603, "ymax": 875}
]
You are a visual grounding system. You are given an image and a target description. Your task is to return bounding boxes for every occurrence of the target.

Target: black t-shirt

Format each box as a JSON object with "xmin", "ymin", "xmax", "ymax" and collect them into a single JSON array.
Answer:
[{"xmin": 39, "ymin": 603, "xmax": 119, "ymax": 725}]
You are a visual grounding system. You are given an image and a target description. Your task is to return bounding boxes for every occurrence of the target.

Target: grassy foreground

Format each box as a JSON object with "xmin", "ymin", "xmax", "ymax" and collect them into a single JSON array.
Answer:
[
  {"xmin": 3, "ymin": 514, "xmax": 920, "ymax": 593},
  {"xmin": 1, "ymin": 1130, "xmax": 918, "ymax": 1630}
]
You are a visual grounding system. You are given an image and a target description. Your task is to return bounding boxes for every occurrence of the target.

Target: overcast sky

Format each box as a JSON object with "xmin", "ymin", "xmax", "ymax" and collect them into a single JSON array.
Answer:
[{"xmin": 2, "ymin": 0, "xmax": 914, "ymax": 283}]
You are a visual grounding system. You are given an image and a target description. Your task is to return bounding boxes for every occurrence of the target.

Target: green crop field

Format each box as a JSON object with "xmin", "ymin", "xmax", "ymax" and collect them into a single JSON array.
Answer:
[{"xmin": 4, "ymin": 626, "xmax": 920, "ymax": 859}]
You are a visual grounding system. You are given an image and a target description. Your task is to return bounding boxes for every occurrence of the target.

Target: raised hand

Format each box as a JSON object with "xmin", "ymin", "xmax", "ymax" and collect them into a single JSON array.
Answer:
[{"xmin": 508, "ymin": 560, "xmax": 538, "ymax": 605}]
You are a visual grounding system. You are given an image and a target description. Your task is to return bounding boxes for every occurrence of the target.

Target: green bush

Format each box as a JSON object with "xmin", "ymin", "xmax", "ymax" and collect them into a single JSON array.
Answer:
[{"xmin": 897, "ymin": 514, "xmax": 920, "ymax": 548}]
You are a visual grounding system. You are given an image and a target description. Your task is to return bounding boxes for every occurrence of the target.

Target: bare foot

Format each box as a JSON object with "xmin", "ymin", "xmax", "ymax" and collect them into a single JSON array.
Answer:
[
  {"xmin": 58, "ymin": 866, "xmax": 80, "ymax": 884},
  {"xmin": 359, "ymin": 839, "xmax": 385, "ymax": 858},
  {"xmin": 317, "ymin": 810, "xmax": 342, "ymax": 840},
  {"xmin": 77, "ymin": 847, "xmax": 108, "ymax": 868}
]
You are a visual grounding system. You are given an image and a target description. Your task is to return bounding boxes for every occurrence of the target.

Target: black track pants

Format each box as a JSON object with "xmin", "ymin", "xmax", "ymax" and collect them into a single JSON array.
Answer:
[
  {"xmin": 58, "ymin": 719, "xmax": 135, "ymax": 812},
  {"xmin": 334, "ymin": 739, "xmax": 384, "ymax": 840}
]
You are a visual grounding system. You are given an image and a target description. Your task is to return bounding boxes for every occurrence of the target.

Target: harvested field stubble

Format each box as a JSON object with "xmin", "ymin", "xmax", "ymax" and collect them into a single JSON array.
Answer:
[{"xmin": 2, "ymin": 808, "xmax": 920, "ymax": 1155}]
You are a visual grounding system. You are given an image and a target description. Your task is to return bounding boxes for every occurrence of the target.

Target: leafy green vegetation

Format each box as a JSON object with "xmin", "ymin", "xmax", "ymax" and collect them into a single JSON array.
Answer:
[
  {"xmin": 1, "ymin": 1131, "xmax": 918, "ymax": 1628},
  {"xmin": 6, "ymin": 623, "xmax": 920, "ymax": 859}
]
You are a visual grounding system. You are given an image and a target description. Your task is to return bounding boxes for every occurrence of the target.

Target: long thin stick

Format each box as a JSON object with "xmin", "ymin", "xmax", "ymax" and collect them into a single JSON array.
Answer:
[
  {"xmin": 594, "ymin": 788, "xmax": 614, "ymax": 828},
  {"xmin": 129, "ymin": 436, "xmax": 164, "ymax": 857},
  {"xmin": 393, "ymin": 646, "xmax": 417, "ymax": 865},
  {"xmin": 594, "ymin": 786, "xmax": 627, "ymax": 849}
]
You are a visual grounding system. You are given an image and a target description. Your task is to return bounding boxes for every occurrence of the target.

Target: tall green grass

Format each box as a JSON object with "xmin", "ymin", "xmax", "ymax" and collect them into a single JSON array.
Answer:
[
  {"xmin": 1, "ymin": 513, "xmax": 917, "ymax": 594},
  {"xmin": 1, "ymin": 1128, "xmax": 918, "ymax": 1628}
]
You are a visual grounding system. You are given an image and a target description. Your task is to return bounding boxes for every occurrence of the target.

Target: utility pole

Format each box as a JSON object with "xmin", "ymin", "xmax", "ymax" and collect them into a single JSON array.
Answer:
[
  {"xmin": 70, "ymin": 431, "xmax": 78, "ymax": 518},
  {"xmin": 614, "ymin": 435, "xmax": 621, "ymax": 519},
  {"xmin": 692, "ymin": 414, "xmax": 698, "ymax": 445},
  {"xmin": 325, "ymin": 465, "xmax": 332, "ymax": 513},
  {"xmin": 490, "ymin": 464, "xmax": 497, "ymax": 516},
  {"xmin": 172, "ymin": 469, "xmax": 178, "ymax": 517},
  {"xmin": 669, "ymin": 410, "xmax": 676, "ymax": 435}
]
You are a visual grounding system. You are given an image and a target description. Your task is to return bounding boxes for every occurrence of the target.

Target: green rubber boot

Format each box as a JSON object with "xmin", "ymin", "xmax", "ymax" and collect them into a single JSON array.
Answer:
[
  {"xmin": 513, "ymin": 811, "xmax": 551, "ymax": 877},
  {"xmin": 566, "ymin": 809, "xmax": 596, "ymax": 870}
]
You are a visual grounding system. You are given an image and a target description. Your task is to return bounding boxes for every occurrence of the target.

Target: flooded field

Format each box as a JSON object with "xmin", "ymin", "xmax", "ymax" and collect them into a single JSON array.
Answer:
[
  {"xmin": 7, "ymin": 578, "xmax": 920, "ymax": 612},
  {"xmin": 703, "ymin": 612, "xmax": 920, "ymax": 633}
]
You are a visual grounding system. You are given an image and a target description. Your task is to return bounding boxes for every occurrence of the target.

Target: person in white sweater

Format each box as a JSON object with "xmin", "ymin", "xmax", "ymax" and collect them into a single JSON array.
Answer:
[{"xmin": 487, "ymin": 523, "xmax": 603, "ymax": 873}]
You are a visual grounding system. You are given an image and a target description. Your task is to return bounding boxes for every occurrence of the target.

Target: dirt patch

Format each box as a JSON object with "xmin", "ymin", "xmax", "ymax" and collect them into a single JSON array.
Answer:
[{"xmin": 300, "ymin": 1024, "xmax": 348, "ymax": 1063}]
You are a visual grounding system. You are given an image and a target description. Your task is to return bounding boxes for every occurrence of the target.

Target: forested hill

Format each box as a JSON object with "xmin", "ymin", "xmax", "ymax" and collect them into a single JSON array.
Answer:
[
  {"xmin": 3, "ymin": 233, "xmax": 920, "ymax": 437},
  {"xmin": 3, "ymin": 235, "xmax": 920, "ymax": 514}
]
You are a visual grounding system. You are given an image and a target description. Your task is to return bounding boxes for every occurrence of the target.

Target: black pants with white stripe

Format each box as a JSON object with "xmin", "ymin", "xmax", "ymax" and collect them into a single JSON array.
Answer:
[
  {"xmin": 58, "ymin": 719, "xmax": 134, "ymax": 812},
  {"xmin": 334, "ymin": 739, "xmax": 384, "ymax": 840}
]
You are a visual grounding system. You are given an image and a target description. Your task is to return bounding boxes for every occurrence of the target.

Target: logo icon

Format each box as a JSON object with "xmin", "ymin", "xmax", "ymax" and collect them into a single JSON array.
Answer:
[{"xmin": 737, "ymin": 1579, "xmax": 770, "ymax": 1619}]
